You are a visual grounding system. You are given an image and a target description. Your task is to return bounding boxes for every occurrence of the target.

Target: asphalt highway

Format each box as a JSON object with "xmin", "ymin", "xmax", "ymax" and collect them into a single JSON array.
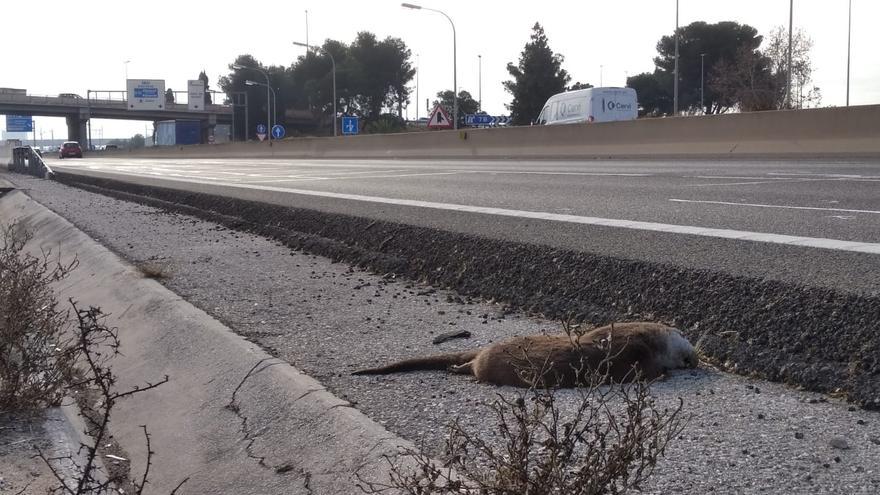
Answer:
[{"xmin": 49, "ymin": 156, "xmax": 880, "ymax": 294}]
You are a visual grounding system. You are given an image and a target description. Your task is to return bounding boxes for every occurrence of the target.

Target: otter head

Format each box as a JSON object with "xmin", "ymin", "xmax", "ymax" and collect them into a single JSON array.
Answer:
[{"xmin": 657, "ymin": 327, "xmax": 699, "ymax": 371}]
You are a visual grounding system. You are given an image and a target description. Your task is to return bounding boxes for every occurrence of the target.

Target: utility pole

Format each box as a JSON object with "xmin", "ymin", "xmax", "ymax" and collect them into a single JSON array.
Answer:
[
  {"xmin": 305, "ymin": 10, "xmax": 309, "ymax": 47},
  {"xmin": 673, "ymin": 0, "xmax": 679, "ymax": 115}
]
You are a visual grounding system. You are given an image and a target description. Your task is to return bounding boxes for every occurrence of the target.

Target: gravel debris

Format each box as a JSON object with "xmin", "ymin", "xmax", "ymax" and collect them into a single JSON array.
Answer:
[{"xmin": 5, "ymin": 173, "xmax": 880, "ymax": 494}]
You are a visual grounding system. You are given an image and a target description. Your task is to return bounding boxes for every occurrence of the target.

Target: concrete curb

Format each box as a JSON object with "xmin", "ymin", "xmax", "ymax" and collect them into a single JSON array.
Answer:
[{"xmin": 0, "ymin": 188, "xmax": 413, "ymax": 493}]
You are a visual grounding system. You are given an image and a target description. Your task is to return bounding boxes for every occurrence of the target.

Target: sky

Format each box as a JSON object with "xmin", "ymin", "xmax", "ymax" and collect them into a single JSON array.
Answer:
[{"xmin": 2, "ymin": 0, "xmax": 877, "ymax": 140}]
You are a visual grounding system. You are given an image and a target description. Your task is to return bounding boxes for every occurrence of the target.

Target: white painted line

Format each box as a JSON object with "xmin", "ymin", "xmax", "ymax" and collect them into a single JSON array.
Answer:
[
  {"xmin": 669, "ymin": 198, "xmax": 880, "ymax": 215},
  {"xmin": 57, "ymin": 167, "xmax": 880, "ymax": 255}
]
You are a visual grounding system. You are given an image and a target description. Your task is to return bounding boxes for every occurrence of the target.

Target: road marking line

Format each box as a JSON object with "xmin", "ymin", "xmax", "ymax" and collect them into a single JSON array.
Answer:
[
  {"xmin": 669, "ymin": 198, "xmax": 880, "ymax": 215},
  {"xmin": 55, "ymin": 167, "xmax": 880, "ymax": 254}
]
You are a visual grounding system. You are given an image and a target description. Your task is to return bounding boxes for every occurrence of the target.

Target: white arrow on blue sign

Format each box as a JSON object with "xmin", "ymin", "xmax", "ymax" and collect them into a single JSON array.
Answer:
[
  {"xmin": 256, "ymin": 124, "xmax": 268, "ymax": 134},
  {"xmin": 271, "ymin": 124, "xmax": 285, "ymax": 139},
  {"xmin": 464, "ymin": 114, "xmax": 509, "ymax": 126},
  {"xmin": 342, "ymin": 116, "xmax": 359, "ymax": 135}
]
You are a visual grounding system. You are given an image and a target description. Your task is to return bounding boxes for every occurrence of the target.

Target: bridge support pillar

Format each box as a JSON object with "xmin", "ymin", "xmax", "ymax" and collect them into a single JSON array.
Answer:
[{"xmin": 65, "ymin": 115, "xmax": 88, "ymax": 145}]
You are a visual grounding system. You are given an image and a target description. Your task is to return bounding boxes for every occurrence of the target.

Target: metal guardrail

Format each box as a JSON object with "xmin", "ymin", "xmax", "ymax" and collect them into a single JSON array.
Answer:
[{"xmin": 7, "ymin": 146, "xmax": 54, "ymax": 179}]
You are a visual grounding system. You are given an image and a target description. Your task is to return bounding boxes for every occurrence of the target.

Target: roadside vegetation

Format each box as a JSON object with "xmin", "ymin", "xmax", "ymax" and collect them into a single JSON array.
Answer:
[
  {"xmin": 216, "ymin": 18, "xmax": 815, "ymax": 137},
  {"xmin": 0, "ymin": 221, "xmax": 178, "ymax": 494}
]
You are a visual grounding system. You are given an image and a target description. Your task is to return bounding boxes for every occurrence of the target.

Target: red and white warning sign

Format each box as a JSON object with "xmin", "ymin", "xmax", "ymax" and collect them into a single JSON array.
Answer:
[{"xmin": 427, "ymin": 104, "xmax": 453, "ymax": 129}]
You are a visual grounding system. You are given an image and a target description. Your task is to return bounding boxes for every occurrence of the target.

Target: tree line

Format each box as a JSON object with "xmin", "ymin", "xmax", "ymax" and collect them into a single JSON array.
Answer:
[{"xmin": 217, "ymin": 21, "xmax": 817, "ymax": 138}]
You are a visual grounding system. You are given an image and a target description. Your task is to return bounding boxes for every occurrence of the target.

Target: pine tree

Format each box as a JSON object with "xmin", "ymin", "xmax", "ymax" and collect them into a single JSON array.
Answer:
[{"xmin": 503, "ymin": 23, "xmax": 570, "ymax": 125}]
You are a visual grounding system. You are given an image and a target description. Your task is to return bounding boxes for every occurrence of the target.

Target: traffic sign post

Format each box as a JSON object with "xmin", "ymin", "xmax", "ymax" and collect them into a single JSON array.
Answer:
[
  {"xmin": 256, "ymin": 123, "xmax": 267, "ymax": 142},
  {"xmin": 271, "ymin": 124, "xmax": 285, "ymax": 139},
  {"xmin": 342, "ymin": 116, "xmax": 359, "ymax": 135}
]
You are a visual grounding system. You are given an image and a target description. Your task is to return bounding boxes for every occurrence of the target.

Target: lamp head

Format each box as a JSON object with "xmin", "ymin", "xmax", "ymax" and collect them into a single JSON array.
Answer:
[{"xmin": 401, "ymin": 3, "xmax": 422, "ymax": 9}]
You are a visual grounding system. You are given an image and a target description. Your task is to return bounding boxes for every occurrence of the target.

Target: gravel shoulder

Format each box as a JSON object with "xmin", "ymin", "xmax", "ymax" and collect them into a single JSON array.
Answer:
[{"xmin": 4, "ymin": 172, "xmax": 880, "ymax": 494}]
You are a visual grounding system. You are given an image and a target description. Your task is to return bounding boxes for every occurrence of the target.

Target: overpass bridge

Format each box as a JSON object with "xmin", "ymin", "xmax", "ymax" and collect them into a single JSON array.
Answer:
[{"xmin": 0, "ymin": 91, "xmax": 232, "ymax": 147}]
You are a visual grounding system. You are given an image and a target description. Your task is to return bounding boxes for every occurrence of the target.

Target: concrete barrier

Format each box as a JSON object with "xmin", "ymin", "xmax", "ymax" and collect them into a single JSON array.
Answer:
[{"xmin": 109, "ymin": 104, "xmax": 880, "ymax": 160}]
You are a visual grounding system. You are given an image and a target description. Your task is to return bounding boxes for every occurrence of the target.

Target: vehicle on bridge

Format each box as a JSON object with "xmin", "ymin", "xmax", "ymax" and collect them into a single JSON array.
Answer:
[
  {"xmin": 59, "ymin": 141, "xmax": 83, "ymax": 159},
  {"xmin": 535, "ymin": 87, "xmax": 638, "ymax": 125}
]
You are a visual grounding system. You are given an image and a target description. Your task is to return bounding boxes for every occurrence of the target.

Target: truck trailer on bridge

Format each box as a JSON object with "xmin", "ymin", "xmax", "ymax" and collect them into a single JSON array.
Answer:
[{"xmin": 156, "ymin": 119, "xmax": 201, "ymax": 146}]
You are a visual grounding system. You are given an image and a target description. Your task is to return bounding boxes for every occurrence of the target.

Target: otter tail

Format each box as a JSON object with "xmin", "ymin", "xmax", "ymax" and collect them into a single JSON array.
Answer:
[{"xmin": 352, "ymin": 350, "xmax": 480, "ymax": 375}]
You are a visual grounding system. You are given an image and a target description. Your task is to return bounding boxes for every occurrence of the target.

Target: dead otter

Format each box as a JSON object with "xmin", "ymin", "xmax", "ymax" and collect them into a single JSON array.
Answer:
[{"xmin": 353, "ymin": 322, "xmax": 698, "ymax": 387}]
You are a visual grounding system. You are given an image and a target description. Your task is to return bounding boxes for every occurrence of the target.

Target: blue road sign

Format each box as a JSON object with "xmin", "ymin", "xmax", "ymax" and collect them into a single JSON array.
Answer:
[
  {"xmin": 6, "ymin": 115, "xmax": 33, "ymax": 132},
  {"xmin": 465, "ymin": 114, "xmax": 493, "ymax": 126},
  {"xmin": 256, "ymin": 124, "xmax": 267, "ymax": 135},
  {"xmin": 342, "ymin": 116, "xmax": 359, "ymax": 135},
  {"xmin": 464, "ymin": 114, "xmax": 510, "ymax": 126},
  {"xmin": 133, "ymin": 87, "xmax": 159, "ymax": 99},
  {"xmin": 271, "ymin": 124, "xmax": 285, "ymax": 139}
]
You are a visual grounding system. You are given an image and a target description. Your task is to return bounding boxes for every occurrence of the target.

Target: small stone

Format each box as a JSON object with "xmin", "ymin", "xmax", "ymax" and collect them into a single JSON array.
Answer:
[
  {"xmin": 830, "ymin": 437, "xmax": 850, "ymax": 450},
  {"xmin": 757, "ymin": 413, "xmax": 765, "ymax": 419},
  {"xmin": 856, "ymin": 419, "xmax": 866, "ymax": 425},
  {"xmin": 833, "ymin": 456, "xmax": 842, "ymax": 463},
  {"xmin": 795, "ymin": 432, "xmax": 805, "ymax": 439}
]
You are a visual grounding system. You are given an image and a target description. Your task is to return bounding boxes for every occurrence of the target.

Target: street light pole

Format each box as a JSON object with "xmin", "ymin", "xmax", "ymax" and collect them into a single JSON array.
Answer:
[
  {"xmin": 402, "ymin": 3, "xmax": 457, "ymax": 129},
  {"xmin": 124, "ymin": 60, "xmax": 130, "ymax": 81},
  {"xmin": 305, "ymin": 9, "xmax": 309, "ymax": 47},
  {"xmin": 787, "ymin": 0, "xmax": 793, "ymax": 109},
  {"xmin": 700, "ymin": 53, "xmax": 705, "ymax": 114},
  {"xmin": 673, "ymin": 0, "xmax": 679, "ymax": 115},
  {"xmin": 233, "ymin": 64, "xmax": 272, "ymax": 142},
  {"xmin": 246, "ymin": 81, "xmax": 275, "ymax": 139},
  {"xmin": 478, "ymin": 54, "xmax": 482, "ymax": 112},
  {"xmin": 293, "ymin": 41, "xmax": 337, "ymax": 136},
  {"xmin": 415, "ymin": 54, "xmax": 420, "ymax": 120},
  {"xmin": 846, "ymin": 0, "xmax": 852, "ymax": 106}
]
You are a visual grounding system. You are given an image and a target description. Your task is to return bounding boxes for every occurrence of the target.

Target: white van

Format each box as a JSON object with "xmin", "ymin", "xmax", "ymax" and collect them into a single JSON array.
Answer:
[{"xmin": 534, "ymin": 87, "xmax": 638, "ymax": 125}]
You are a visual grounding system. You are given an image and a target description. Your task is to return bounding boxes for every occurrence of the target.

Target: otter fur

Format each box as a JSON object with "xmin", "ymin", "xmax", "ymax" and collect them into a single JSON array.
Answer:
[{"xmin": 353, "ymin": 322, "xmax": 697, "ymax": 387}]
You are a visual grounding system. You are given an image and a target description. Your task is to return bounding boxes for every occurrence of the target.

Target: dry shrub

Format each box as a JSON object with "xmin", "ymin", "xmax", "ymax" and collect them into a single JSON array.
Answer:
[
  {"xmin": 359, "ymin": 322, "xmax": 686, "ymax": 494},
  {"xmin": 37, "ymin": 304, "xmax": 181, "ymax": 495},
  {"xmin": 0, "ymin": 221, "xmax": 79, "ymax": 411}
]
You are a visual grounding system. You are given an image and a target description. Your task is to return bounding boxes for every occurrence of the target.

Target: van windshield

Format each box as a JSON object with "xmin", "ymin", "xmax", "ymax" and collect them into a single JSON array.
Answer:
[{"xmin": 536, "ymin": 106, "xmax": 549, "ymax": 125}]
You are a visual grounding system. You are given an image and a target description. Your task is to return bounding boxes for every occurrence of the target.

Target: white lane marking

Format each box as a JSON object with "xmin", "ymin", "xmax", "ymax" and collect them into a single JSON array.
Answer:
[
  {"xmin": 476, "ymin": 170, "xmax": 652, "ymax": 177},
  {"xmin": 687, "ymin": 180, "xmax": 800, "ymax": 187},
  {"xmin": 243, "ymin": 171, "xmax": 472, "ymax": 183},
  {"xmin": 59, "ymin": 167, "xmax": 880, "ymax": 255},
  {"xmin": 669, "ymin": 198, "xmax": 880, "ymax": 215}
]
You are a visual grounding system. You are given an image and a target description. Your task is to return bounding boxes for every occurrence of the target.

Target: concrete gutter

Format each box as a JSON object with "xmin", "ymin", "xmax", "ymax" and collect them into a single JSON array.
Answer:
[{"xmin": 0, "ymin": 188, "xmax": 412, "ymax": 493}]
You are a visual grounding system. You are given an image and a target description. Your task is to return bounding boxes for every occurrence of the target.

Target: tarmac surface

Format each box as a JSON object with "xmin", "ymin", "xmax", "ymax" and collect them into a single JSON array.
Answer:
[
  {"xmin": 5, "ymin": 171, "xmax": 879, "ymax": 494},
  {"xmin": 49, "ymin": 156, "xmax": 880, "ymax": 294}
]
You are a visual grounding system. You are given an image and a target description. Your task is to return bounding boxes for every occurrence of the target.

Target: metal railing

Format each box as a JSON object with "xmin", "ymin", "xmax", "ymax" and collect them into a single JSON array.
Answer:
[
  {"xmin": 0, "ymin": 91, "xmax": 231, "ymax": 112},
  {"xmin": 7, "ymin": 147, "xmax": 54, "ymax": 180}
]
